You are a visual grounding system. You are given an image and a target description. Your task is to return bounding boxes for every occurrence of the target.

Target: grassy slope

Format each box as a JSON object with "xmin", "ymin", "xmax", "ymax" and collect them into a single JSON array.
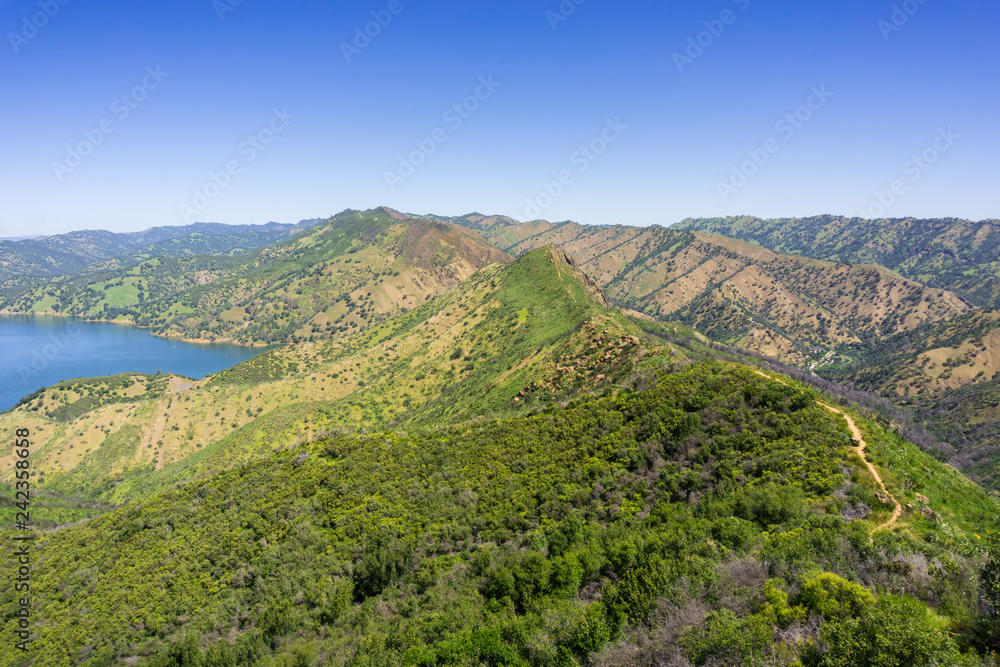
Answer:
[{"xmin": 0, "ymin": 247, "xmax": 689, "ymax": 507}]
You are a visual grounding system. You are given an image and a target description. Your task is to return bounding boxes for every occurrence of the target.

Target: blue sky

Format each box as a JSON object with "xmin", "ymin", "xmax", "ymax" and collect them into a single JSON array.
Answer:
[{"xmin": 1, "ymin": 0, "xmax": 997, "ymax": 236}]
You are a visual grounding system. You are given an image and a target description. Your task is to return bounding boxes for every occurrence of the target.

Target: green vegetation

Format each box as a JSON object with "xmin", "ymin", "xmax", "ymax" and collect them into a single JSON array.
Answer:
[
  {"xmin": 2, "ymin": 364, "xmax": 998, "ymax": 666},
  {"xmin": 0, "ymin": 210, "xmax": 509, "ymax": 346},
  {"xmin": 3, "ymin": 210, "xmax": 1000, "ymax": 665}
]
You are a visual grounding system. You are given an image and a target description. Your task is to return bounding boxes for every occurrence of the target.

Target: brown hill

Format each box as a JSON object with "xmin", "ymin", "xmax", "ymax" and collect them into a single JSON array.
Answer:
[{"xmin": 436, "ymin": 213, "xmax": 971, "ymax": 363}]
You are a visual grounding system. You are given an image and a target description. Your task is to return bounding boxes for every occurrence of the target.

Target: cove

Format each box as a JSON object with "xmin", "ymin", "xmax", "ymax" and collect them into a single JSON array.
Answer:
[{"xmin": 0, "ymin": 314, "xmax": 272, "ymax": 412}]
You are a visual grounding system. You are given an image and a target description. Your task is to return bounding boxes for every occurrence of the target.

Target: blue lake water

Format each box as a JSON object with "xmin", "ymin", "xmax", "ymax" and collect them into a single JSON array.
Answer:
[{"xmin": 0, "ymin": 315, "xmax": 271, "ymax": 411}]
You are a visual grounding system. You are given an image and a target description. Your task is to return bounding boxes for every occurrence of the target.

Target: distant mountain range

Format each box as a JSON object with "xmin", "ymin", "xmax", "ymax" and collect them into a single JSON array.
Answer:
[
  {"xmin": 0, "ymin": 218, "xmax": 326, "ymax": 282},
  {"xmin": 0, "ymin": 210, "xmax": 509, "ymax": 345}
]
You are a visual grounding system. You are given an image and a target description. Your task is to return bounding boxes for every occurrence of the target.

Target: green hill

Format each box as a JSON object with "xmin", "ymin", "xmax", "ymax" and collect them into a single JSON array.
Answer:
[
  {"xmin": 0, "ymin": 210, "xmax": 510, "ymax": 345},
  {"xmin": 3, "ymin": 363, "xmax": 998, "ymax": 666},
  {"xmin": 0, "ymin": 246, "xmax": 688, "ymax": 507}
]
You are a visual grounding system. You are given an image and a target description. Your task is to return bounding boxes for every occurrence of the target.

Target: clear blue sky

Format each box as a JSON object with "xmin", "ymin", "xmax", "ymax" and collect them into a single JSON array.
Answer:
[{"xmin": 1, "ymin": 0, "xmax": 997, "ymax": 236}]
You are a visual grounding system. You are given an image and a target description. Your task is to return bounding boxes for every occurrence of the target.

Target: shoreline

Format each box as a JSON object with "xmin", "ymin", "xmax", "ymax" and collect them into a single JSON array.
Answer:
[{"xmin": 0, "ymin": 310, "xmax": 273, "ymax": 349}]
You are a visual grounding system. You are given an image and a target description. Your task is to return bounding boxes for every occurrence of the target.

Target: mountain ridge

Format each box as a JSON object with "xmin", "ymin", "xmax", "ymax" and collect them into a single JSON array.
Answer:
[
  {"xmin": 430, "ymin": 212, "xmax": 972, "ymax": 363},
  {"xmin": 0, "ymin": 210, "xmax": 512, "ymax": 346},
  {"xmin": 0, "ymin": 243, "xmax": 683, "ymax": 507}
]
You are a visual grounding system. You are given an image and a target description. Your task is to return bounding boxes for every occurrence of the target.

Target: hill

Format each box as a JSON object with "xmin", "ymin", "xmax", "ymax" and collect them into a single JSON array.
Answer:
[
  {"xmin": 2, "ymin": 213, "xmax": 1000, "ymax": 666},
  {"xmin": 0, "ymin": 219, "xmax": 325, "ymax": 282},
  {"xmin": 0, "ymin": 210, "xmax": 511, "ymax": 345},
  {"xmin": 438, "ymin": 214, "xmax": 970, "ymax": 363},
  {"xmin": 674, "ymin": 215, "xmax": 1000, "ymax": 308},
  {"xmin": 663, "ymin": 215, "xmax": 1000, "ymax": 491},
  {"xmin": 3, "ymin": 362, "xmax": 999, "ymax": 666},
  {"xmin": 0, "ymin": 246, "xmax": 690, "ymax": 507}
]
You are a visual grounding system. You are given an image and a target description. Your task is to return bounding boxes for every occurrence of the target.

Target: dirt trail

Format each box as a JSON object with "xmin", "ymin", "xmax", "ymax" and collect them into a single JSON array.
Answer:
[
  {"xmin": 141, "ymin": 395, "xmax": 169, "ymax": 470},
  {"xmin": 752, "ymin": 371, "xmax": 902, "ymax": 537},
  {"xmin": 140, "ymin": 377, "xmax": 191, "ymax": 471}
]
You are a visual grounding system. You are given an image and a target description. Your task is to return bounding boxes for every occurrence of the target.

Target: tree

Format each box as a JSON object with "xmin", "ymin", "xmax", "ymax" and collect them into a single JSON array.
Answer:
[
  {"xmin": 976, "ymin": 533, "xmax": 1000, "ymax": 652},
  {"xmin": 816, "ymin": 595, "xmax": 960, "ymax": 667},
  {"xmin": 680, "ymin": 470, "xmax": 704, "ymax": 501},
  {"xmin": 354, "ymin": 528, "xmax": 412, "ymax": 598}
]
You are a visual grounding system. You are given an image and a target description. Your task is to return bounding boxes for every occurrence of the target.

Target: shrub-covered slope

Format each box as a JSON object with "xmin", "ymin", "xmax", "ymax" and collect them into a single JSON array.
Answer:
[{"xmin": 2, "ymin": 364, "xmax": 998, "ymax": 666}]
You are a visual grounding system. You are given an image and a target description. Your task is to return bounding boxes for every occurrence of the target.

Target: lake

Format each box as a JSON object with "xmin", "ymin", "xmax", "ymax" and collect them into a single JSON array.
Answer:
[{"xmin": 0, "ymin": 315, "xmax": 271, "ymax": 411}]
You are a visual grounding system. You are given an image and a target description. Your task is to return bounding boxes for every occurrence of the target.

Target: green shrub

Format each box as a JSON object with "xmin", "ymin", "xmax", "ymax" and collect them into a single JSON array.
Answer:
[
  {"xmin": 734, "ymin": 482, "xmax": 808, "ymax": 529},
  {"xmin": 799, "ymin": 572, "xmax": 874, "ymax": 620},
  {"xmin": 712, "ymin": 516, "xmax": 759, "ymax": 550},
  {"xmin": 354, "ymin": 528, "xmax": 412, "ymax": 598},
  {"xmin": 976, "ymin": 533, "xmax": 1000, "ymax": 652},
  {"xmin": 815, "ymin": 595, "xmax": 961, "ymax": 667},
  {"xmin": 761, "ymin": 580, "xmax": 807, "ymax": 627},
  {"xmin": 681, "ymin": 609, "xmax": 772, "ymax": 666}
]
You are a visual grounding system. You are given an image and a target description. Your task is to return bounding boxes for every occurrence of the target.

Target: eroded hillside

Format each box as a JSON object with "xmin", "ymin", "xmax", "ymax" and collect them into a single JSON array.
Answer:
[
  {"xmin": 676, "ymin": 214, "xmax": 1000, "ymax": 308},
  {"xmin": 440, "ymin": 214, "xmax": 970, "ymax": 363}
]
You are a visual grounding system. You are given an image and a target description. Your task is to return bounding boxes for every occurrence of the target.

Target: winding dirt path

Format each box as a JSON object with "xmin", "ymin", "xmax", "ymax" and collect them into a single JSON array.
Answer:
[{"xmin": 752, "ymin": 371, "xmax": 902, "ymax": 537}]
